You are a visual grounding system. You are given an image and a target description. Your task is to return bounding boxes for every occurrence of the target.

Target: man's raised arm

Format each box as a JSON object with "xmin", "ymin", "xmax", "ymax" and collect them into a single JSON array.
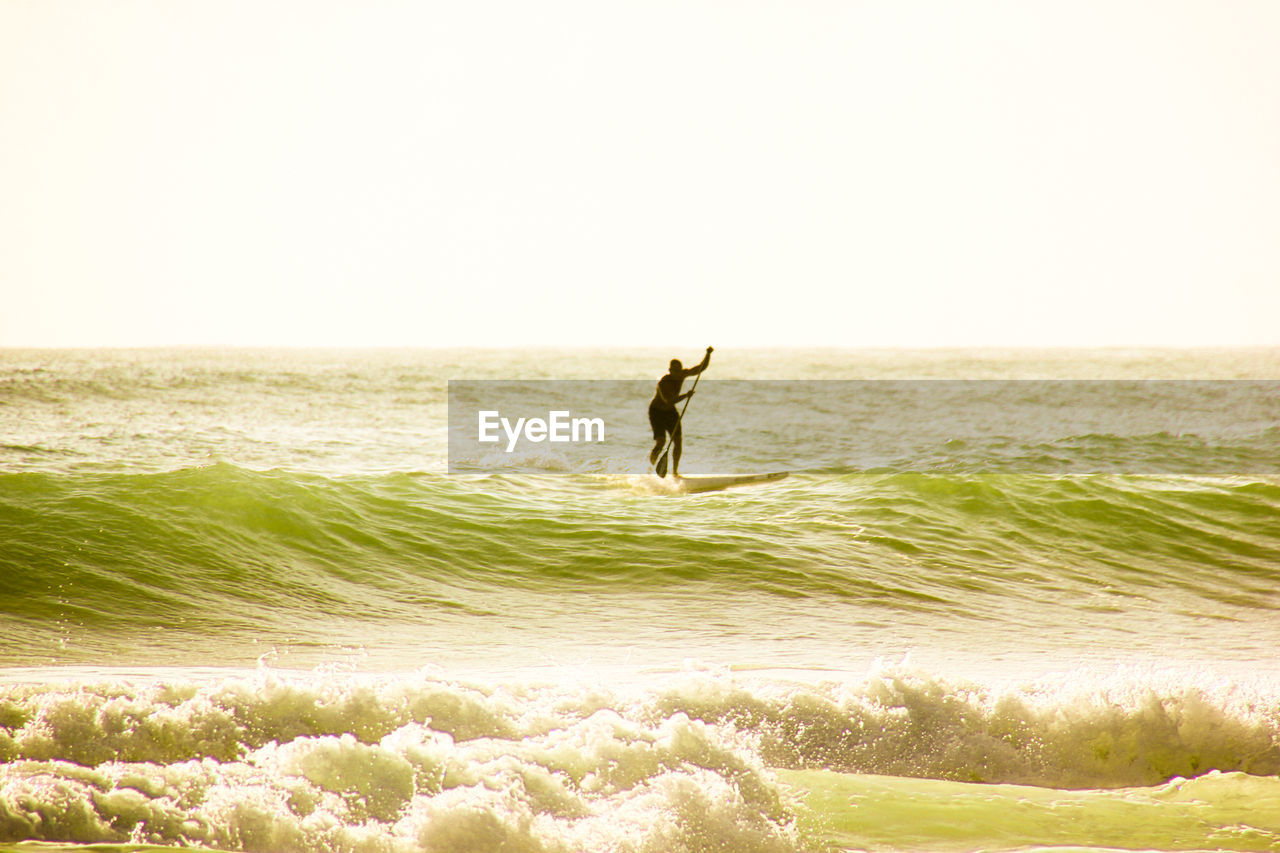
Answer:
[{"xmin": 686, "ymin": 346, "xmax": 714, "ymax": 376}]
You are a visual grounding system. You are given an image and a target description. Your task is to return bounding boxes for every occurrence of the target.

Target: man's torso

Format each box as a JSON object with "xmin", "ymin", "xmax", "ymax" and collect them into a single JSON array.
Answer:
[{"xmin": 651, "ymin": 372, "xmax": 684, "ymax": 410}]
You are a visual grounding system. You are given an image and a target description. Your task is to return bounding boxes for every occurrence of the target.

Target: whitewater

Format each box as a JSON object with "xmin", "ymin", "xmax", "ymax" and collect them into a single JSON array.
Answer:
[{"xmin": 1, "ymin": 347, "xmax": 1278, "ymax": 852}]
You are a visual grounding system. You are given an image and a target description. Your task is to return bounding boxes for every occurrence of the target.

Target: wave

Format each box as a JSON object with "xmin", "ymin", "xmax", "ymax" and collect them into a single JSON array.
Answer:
[
  {"xmin": 0, "ymin": 665, "xmax": 1275, "ymax": 851},
  {"xmin": 0, "ymin": 351, "xmax": 454, "ymax": 408},
  {"xmin": 0, "ymin": 667, "xmax": 800, "ymax": 852},
  {"xmin": 3, "ymin": 464, "xmax": 1278, "ymax": 639},
  {"xmin": 662, "ymin": 665, "xmax": 1280, "ymax": 788},
  {"xmin": 793, "ymin": 426, "xmax": 1280, "ymax": 478}
]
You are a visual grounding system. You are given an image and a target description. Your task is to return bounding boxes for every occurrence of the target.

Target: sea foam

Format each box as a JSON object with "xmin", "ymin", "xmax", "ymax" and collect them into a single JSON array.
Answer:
[
  {"xmin": 0, "ymin": 667, "xmax": 799, "ymax": 852},
  {"xmin": 0, "ymin": 665, "xmax": 1277, "ymax": 851}
]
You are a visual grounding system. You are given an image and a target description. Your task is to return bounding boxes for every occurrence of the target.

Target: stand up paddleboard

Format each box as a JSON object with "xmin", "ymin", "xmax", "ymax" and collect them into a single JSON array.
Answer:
[{"xmin": 674, "ymin": 471, "xmax": 788, "ymax": 494}]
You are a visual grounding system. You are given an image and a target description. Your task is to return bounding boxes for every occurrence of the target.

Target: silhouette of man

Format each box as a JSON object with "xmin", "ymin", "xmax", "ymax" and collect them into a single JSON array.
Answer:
[{"xmin": 648, "ymin": 346, "xmax": 712, "ymax": 477}]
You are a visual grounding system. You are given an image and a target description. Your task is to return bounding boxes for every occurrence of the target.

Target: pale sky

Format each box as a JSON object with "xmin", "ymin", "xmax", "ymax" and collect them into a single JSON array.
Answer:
[{"xmin": 2, "ymin": 0, "xmax": 1278, "ymax": 348}]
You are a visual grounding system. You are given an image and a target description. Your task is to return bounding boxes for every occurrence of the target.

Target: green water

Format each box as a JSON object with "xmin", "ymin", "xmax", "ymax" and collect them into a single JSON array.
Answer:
[
  {"xmin": 785, "ymin": 769, "xmax": 1280, "ymax": 851},
  {"xmin": 1, "ymin": 348, "xmax": 1278, "ymax": 851}
]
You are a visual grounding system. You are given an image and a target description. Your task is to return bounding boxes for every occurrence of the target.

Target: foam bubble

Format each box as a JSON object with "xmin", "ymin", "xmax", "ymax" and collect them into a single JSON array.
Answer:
[
  {"xmin": 1, "ymin": 665, "xmax": 1278, "ymax": 850},
  {"xmin": 0, "ymin": 669, "xmax": 803, "ymax": 852},
  {"xmin": 656, "ymin": 663, "xmax": 1280, "ymax": 787}
]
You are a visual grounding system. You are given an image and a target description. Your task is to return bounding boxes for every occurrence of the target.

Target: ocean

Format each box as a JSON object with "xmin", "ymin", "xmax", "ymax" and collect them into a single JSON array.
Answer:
[{"xmin": 1, "ymin": 347, "xmax": 1278, "ymax": 853}]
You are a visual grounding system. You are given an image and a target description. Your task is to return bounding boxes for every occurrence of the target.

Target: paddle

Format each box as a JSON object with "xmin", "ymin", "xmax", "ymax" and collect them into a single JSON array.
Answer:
[{"xmin": 654, "ymin": 360, "xmax": 705, "ymax": 479}]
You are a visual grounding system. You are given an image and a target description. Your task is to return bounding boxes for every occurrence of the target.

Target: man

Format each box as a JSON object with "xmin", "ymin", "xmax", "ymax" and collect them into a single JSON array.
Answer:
[{"xmin": 649, "ymin": 346, "xmax": 713, "ymax": 477}]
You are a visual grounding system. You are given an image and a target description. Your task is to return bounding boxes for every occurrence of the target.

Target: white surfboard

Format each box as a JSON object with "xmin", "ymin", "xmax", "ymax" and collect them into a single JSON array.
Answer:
[{"xmin": 674, "ymin": 471, "xmax": 788, "ymax": 494}]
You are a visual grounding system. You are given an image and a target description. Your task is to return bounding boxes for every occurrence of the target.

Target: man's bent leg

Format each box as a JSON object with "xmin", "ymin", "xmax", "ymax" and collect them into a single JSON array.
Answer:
[{"xmin": 650, "ymin": 437, "xmax": 665, "ymax": 465}]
